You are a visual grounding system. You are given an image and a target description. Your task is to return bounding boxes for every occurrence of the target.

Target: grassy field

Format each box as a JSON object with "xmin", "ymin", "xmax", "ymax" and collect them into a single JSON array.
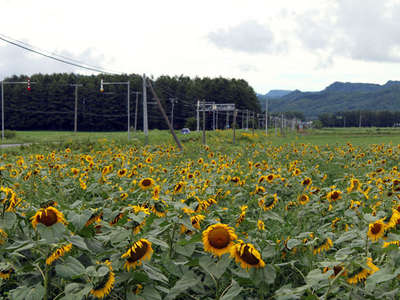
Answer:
[
  {"xmin": 3, "ymin": 127, "xmax": 400, "ymax": 148},
  {"xmin": 1, "ymin": 128, "xmax": 400, "ymax": 299}
]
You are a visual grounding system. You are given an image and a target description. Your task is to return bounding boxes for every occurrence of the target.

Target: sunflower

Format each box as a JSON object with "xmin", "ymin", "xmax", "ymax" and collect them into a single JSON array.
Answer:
[
  {"xmin": 173, "ymin": 181, "xmax": 185, "ymax": 194},
  {"xmin": 46, "ymin": 243, "xmax": 73, "ymax": 265},
  {"xmin": 31, "ymin": 206, "xmax": 67, "ymax": 229},
  {"xmin": 0, "ymin": 229, "xmax": 7, "ymax": 244},
  {"xmin": 347, "ymin": 178, "xmax": 361, "ymax": 193},
  {"xmin": 138, "ymin": 177, "xmax": 155, "ymax": 190},
  {"xmin": 285, "ymin": 201, "xmax": 297, "ymax": 211},
  {"xmin": 121, "ymin": 239, "xmax": 153, "ymax": 271},
  {"xmin": 382, "ymin": 240, "xmax": 400, "ymax": 248},
  {"xmin": 298, "ymin": 194, "xmax": 309, "ymax": 205},
  {"xmin": 0, "ymin": 268, "xmax": 13, "ymax": 279},
  {"xmin": 85, "ymin": 211, "xmax": 103, "ymax": 227},
  {"xmin": 181, "ymin": 215, "xmax": 205, "ymax": 234},
  {"xmin": 90, "ymin": 260, "xmax": 115, "ymax": 299},
  {"xmin": 151, "ymin": 185, "xmax": 161, "ymax": 200},
  {"xmin": 230, "ymin": 241, "xmax": 265, "ymax": 269},
  {"xmin": 152, "ymin": 202, "xmax": 167, "ymax": 217},
  {"xmin": 367, "ymin": 219, "xmax": 386, "ymax": 241},
  {"xmin": 117, "ymin": 168, "xmax": 128, "ymax": 177},
  {"xmin": 236, "ymin": 205, "xmax": 248, "ymax": 227},
  {"xmin": 347, "ymin": 257, "xmax": 379, "ymax": 284},
  {"xmin": 313, "ymin": 238, "xmax": 333, "ymax": 255},
  {"xmin": 259, "ymin": 194, "xmax": 278, "ymax": 211},
  {"xmin": 301, "ymin": 177, "xmax": 312, "ymax": 189},
  {"xmin": 110, "ymin": 212, "xmax": 125, "ymax": 225},
  {"xmin": 257, "ymin": 220, "xmax": 265, "ymax": 231},
  {"xmin": 202, "ymin": 223, "xmax": 237, "ymax": 256},
  {"xmin": 326, "ymin": 190, "xmax": 342, "ymax": 202}
]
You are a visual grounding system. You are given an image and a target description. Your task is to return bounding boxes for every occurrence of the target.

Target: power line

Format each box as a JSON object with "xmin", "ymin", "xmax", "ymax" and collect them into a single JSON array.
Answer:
[{"xmin": 0, "ymin": 34, "xmax": 119, "ymax": 75}]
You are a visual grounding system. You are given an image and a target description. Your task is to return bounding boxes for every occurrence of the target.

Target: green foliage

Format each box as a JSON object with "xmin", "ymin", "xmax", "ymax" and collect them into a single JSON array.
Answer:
[{"xmin": 1, "ymin": 73, "xmax": 260, "ymax": 131}]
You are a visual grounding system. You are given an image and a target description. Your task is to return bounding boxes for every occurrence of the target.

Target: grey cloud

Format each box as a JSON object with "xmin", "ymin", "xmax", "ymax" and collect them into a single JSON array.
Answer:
[
  {"xmin": 0, "ymin": 43, "xmax": 105, "ymax": 80},
  {"xmin": 295, "ymin": 0, "xmax": 400, "ymax": 63},
  {"xmin": 208, "ymin": 20, "xmax": 283, "ymax": 54}
]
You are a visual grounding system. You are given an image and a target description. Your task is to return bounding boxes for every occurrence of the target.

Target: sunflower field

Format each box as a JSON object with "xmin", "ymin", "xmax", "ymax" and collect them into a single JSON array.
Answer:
[{"xmin": 1, "ymin": 132, "xmax": 400, "ymax": 299}]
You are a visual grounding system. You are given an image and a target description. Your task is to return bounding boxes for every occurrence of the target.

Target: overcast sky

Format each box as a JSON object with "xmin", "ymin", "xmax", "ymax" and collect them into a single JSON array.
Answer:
[{"xmin": 2, "ymin": 0, "xmax": 400, "ymax": 94}]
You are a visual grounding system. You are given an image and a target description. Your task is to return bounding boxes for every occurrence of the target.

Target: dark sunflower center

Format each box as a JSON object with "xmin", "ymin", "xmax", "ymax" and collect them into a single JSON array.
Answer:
[
  {"xmin": 154, "ymin": 203, "xmax": 165, "ymax": 212},
  {"xmin": 37, "ymin": 209, "xmax": 58, "ymax": 226},
  {"xmin": 371, "ymin": 223, "xmax": 382, "ymax": 235},
  {"xmin": 303, "ymin": 179, "xmax": 310, "ymax": 185},
  {"xmin": 332, "ymin": 192, "xmax": 339, "ymax": 199},
  {"xmin": 127, "ymin": 242, "xmax": 148, "ymax": 263},
  {"xmin": 142, "ymin": 179, "xmax": 152, "ymax": 186},
  {"xmin": 265, "ymin": 198, "xmax": 275, "ymax": 207},
  {"xmin": 333, "ymin": 265, "xmax": 343, "ymax": 276},
  {"xmin": 300, "ymin": 195, "xmax": 307, "ymax": 202},
  {"xmin": 238, "ymin": 245, "xmax": 259, "ymax": 265},
  {"xmin": 208, "ymin": 227, "xmax": 230, "ymax": 249},
  {"xmin": 267, "ymin": 175, "xmax": 273, "ymax": 180}
]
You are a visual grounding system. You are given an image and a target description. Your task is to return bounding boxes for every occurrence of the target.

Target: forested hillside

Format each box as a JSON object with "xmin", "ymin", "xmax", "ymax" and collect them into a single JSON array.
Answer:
[
  {"xmin": 1, "ymin": 73, "xmax": 261, "ymax": 131},
  {"xmin": 263, "ymin": 81, "xmax": 400, "ymax": 119}
]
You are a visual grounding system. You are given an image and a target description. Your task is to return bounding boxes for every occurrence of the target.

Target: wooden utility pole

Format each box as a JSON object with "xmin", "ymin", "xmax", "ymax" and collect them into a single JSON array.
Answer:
[
  {"xmin": 202, "ymin": 100, "xmax": 206, "ymax": 145},
  {"xmin": 147, "ymin": 80, "xmax": 183, "ymax": 151},
  {"xmin": 132, "ymin": 91, "xmax": 141, "ymax": 131},
  {"xmin": 71, "ymin": 84, "xmax": 83, "ymax": 133},
  {"xmin": 265, "ymin": 99, "xmax": 268, "ymax": 136},
  {"xmin": 196, "ymin": 100, "xmax": 200, "ymax": 131},
  {"xmin": 252, "ymin": 111, "xmax": 255, "ymax": 135},
  {"xmin": 143, "ymin": 74, "xmax": 148, "ymax": 144},
  {"xmin": 233, "ymin": 109, "xmax": 237, "ymax": 144}
]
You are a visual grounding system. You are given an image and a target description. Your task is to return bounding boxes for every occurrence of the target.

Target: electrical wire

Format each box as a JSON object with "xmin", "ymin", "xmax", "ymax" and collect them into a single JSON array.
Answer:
[{"xmin": 0, "ymin": 34, "xmax": 119, "ymax": 75}]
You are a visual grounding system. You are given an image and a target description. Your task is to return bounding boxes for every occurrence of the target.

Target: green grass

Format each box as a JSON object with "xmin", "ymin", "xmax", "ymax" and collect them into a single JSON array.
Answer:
[{"xmin": 2, "ymin": 127, "xmax": 400, "ymax": 151}]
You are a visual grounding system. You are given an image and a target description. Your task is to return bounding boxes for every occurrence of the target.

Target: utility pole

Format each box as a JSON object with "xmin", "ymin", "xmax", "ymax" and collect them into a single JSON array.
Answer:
[
  {"xmin": 196, "ymin": 100, "xmax": 200, "ymax": 131},
  {"xmin": 265, "ymin": 99, "xmax": 268, "ymax": 136},
  {"xmin": 100, "ymin": 79, "xmax": 131, "ymax": 140},
  {"xmin": 252, "ymin": 111, "xmax": 255, "ymax": 135},
  {"xmin": 143, "ymin": 74, "xmax": 148, "ymax": 144},
  {"xmin": 216, "ymin": 111, "xmax": 218, "ymax": 130},
  {"xmin": 1, "ymin": 79, "xmax": 35, "ymax": 140},
  {"xmin": 70, "ymin": 84, "xmax": 83, "ymax": 133},
  {"xmin": 169, "ymin": 97, "xmax": 178, "ymax": 130},
  {"xmin": 226, "ymin": 111, "xmax": 229, "ymax": 129},
  {"xmin": 359, "ymin": 111, "xmax": 362, "ymax": 128},
  {"xmin": 233, "ymin": 109, "xmax": 237, "ymax": 144},
  {"xmin": 246, "ymin": 110, "xmax": 249, "ymax": 130},
  {"xmin": 132, "ymin": 91, "xmax": 141, "ymax": 131},
  {"xmin": 147, "ymin": 80, "xmax": 183, "ymax": 151},
  {"xmin": 241, "ymin": 111, "xmax": 244, "ymax": 129},
  {"xmin": 202, "ymin": 100, "xmax": 206, "ymax": 145}
]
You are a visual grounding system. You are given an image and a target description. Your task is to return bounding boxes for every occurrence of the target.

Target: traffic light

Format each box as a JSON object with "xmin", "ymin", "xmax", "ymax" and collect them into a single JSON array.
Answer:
[
  {"xmin": 100, "ymin": 79, "xmax": 104, "ymax": 92},
  {"xmin": 27, "ymin": 78, "xmax": 31, "ymax": 91}
]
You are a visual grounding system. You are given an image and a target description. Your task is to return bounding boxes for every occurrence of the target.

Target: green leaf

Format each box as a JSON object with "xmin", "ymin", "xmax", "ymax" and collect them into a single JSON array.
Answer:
[
  {"xmin": 286, "ymin": 239, "xmax": 301, "ymax": 250},
  {"xmin": 67, "ymin": 235, "xmax": 90, "ymax": 251},
  {"xmin": 55, "ymin": 256, "xmax": 86, "ymax": 279},
  {"xmin": 37, "ymin": 222, "xmax": 66, "ymax": 243},
  {"xmin": 305, "ymin": 269, "xmax": 330, "ymax": 286},
  {"xmin": 61, "ymin": 283, "xmax": 92, "ymax": 300},
  {"xmin": 367, "ymin": 267, "xmax": 400, "ymax": 285},
  {"xmin": 175, "ymin": 243, "xmax": 196, "ymax": 257},
  {"xmin": 199, "ymin": 254, "xmax": 231, "ymax": 279},
  {"xmin": 220, "ymin": 279, "xmax": 243, "ymax": 300},
  {"xmin": 262, "ymin": 245, "xmax": 276, "ymax": 259},
  {"xmin": 166, "ymin": 271, "xmax": 199, "ymax": 300},
  {"xmin": 140, "ymin": 286, "xmax": 162, "ymax": 300},
  {"xmin": 68, "ymin": 211, "xmax": 91, "ymax": 231},
  {"xmin": 9, "ymin": 283, "xmax": 45, "ymax": 300},
  {"xmin": 263, "ymin": 264, "xmax": 276, "ymax": 284},
  {"xmin": 147, "ymin": 236, "xmax": 169, "ymax": 249},
  {"xmin": 142, "ymin": 263, "xmax": 169, "ymax": 284},
  {"xmin": 335, "ymin": 230, "xmax": 358, "ymax": 244},
  {"xmin": 0, "ymin": 211, "xmax": 16, "ymax": 229}
]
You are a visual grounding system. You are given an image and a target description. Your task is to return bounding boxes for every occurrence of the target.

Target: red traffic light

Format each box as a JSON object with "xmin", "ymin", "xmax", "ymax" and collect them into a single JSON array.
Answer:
[{"xmin": 27, "ymin": 78, "xmax": 31, "ymax": 91}]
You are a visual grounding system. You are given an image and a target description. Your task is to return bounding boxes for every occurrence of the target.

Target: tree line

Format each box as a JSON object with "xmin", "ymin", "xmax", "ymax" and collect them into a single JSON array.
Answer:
[
  {"xmin": 1, "ymin": 73, "xmax": 261, "ymax": 131},
  {"xmin": 318, "ymin": 111, "xmax": 400, "ymax": 127}
]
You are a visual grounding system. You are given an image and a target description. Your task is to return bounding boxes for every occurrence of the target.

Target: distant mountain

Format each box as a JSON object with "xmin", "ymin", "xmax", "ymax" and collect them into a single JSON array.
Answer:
[
  {"xmin": 265, "ymin": 90, "xmax": 292, "ymax": 98},
  {"xmin": 259, "ymin": 81, "xmax": 400, "ymax": 119}
]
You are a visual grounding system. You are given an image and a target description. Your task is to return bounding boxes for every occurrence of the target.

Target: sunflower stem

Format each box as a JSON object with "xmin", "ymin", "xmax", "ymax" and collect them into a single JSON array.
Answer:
[
  {"xmin": 44, "ymin": 263, "xmax": 49, "ymax": 300},
  {"xmin": 168, "ymin": 222, "xmax": 177, "ymax": 258}
]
